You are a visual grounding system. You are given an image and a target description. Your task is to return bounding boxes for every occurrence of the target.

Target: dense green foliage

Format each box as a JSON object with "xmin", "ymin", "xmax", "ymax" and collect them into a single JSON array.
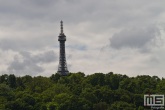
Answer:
[{"xmin": 0, "ymin": 72, "xmax": 164, "ymax": 110}]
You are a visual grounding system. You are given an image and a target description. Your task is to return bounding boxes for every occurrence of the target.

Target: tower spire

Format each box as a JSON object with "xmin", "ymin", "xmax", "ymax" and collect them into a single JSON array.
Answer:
[
  {"xmin": 57, "ymin": 21, "xmax": 69, "ymax": 75},
  {"xmin": 60, "ymin": 20, "xmax": 63, "ymax": 34}
]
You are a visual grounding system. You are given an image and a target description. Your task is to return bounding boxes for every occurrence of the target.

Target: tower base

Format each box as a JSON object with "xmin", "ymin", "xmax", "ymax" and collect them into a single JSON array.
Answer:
[{"xmin": 57, "ymin": 71, "xmax": 69, "ymax": 76}]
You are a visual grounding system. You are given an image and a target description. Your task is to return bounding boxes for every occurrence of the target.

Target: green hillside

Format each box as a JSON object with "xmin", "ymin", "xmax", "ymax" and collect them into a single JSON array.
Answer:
[{"xmin": 0, "ymin": 72, "xmax": 164, "ymax": 110}]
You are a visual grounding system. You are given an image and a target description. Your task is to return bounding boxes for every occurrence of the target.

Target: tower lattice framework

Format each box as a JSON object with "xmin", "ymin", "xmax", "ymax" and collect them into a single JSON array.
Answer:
[{"xmin": 57, "ymin": 21, "xmax": 69, "ymax": 75}]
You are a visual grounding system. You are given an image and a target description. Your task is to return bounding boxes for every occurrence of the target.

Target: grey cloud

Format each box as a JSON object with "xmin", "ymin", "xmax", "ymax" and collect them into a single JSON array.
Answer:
[
  {"xmin": 0, "ymin": 0, "xmax": 165, "ymax": 77},
  {"xmin": 8, "ymin": 55, "xmax": 44, "ymax": 76},
  {"xmin": 0, "ymin": 0, "xmax": 55, "ymax": 23},
  {"xmin": 22, "ymin": 0, "xmax": 57, "ymax": 7},
  {"xmin": 7, "ymin": 55, "xmax": 44, "ymax": 76},
  {"xmin": 0, "ymin": 0, "xmax": 164, "ymax": 29},
  {"xmin": 109, "ymin": 26, "xmax": 161, "ymax": 51},
  {"xmin": 0, "ymin": 36, "xmax": 57, "ymax": 51},
  {"xmin": 7, "ymin": 50, "xmax": 57, "ymax": 75},
  {"xmin": 27, "ymin": 51, "xmax": 57, "ymax": 63},
  {"xmin": 67, "ymin": 45, "xmax": 86, "ymax": 51}
]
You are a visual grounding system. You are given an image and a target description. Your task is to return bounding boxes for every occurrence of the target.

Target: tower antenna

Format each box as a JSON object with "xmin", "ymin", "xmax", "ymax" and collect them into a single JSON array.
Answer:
[{"xmin": 60, "ymin": 20, "xmax": 63, "ymax": 34}]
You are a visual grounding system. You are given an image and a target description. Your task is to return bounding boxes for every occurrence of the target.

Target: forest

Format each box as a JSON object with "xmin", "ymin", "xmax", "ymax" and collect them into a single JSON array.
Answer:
[{"xmin": 0, "ymin": 72, "xmax": 165, "ymax": 110}]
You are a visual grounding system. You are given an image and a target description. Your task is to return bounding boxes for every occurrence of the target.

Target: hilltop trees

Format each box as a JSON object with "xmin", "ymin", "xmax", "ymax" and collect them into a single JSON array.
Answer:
[{"xmin": 0, "ymin": 72, "xmax": 164, "ymax": 110}]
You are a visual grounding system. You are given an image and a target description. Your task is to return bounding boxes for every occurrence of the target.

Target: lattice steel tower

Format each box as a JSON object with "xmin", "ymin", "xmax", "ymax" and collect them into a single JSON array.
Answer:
[{"xmin": 57, "ymin": 21, "xmax": 69, "ymax": 75}]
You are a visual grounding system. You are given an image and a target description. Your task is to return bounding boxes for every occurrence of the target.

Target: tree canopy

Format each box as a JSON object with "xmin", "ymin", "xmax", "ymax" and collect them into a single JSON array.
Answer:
[{"xmin": 0, "ymin": 72, "xmax": 164, "ymax": 110}]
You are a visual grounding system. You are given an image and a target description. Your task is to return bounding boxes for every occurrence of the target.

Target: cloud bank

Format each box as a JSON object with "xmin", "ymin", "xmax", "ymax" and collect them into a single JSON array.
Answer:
[{"xmin": 0, "ymin": 0, "xmax": 165, "ymax": 77}]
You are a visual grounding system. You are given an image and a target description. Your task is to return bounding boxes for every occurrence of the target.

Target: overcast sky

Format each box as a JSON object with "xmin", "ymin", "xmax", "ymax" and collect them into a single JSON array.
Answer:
[{"xmin": 0, "ymin": 0, "xmax": 165, "ymax": 77}]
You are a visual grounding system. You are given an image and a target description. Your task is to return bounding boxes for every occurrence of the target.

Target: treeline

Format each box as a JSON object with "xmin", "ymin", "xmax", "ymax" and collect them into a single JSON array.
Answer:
[{"xmin": 0, "ymin": 72, "xmax": 165, "ymax": 110}]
